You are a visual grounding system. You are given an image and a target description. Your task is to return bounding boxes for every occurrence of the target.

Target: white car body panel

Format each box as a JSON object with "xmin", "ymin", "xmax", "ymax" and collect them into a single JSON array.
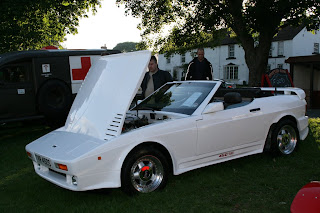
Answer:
[
  {"xmin": 26, "ymin": 51, "xmax": 309, "ymax": 192},
  {"xmin": 65, "ymin": 50, "xmax": 150, "ymax": 140}
]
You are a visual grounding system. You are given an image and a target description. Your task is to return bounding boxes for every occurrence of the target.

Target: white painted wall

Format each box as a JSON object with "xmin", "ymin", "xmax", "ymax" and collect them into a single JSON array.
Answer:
[
  {"xmin": 292, "ymin": 28, "xmax": 320, "ymax": 56},
  {"xmin": 268, "ymin": 40, "xmax": 292, "ymax": 71},
  {"xmin": 159, "ymin": 45, "xmax": 249, "ymax": 84},
  {"xmin": 158, "ymin": 27, "xmax": 320, "ymax": 85}
]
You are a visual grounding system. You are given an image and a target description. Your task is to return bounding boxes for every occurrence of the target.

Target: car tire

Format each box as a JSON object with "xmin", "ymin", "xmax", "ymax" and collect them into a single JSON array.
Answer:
[
  {"xmin": 271, "ymin": 119, "xmax": 299, "ymax": 155},
  {"xmin": 121, "ymin": 147, "xmax": 169, "ymax": 195},
  {"xmin": 37, "ymin": 80, "xmax": 72, "ymax": 123}
]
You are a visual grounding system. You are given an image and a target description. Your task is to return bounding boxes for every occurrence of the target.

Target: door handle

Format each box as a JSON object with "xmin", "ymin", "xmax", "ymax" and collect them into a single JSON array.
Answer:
[{"xmin": 250, "ymin": 108, "xmax": 260, "ymax": 112}]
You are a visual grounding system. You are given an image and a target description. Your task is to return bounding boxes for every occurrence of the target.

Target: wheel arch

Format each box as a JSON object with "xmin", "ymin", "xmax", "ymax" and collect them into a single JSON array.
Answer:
[
  {"xmin": 121, "ymin": 141, "xmax": 174, "ymax": 175},
  {"xmin": 264, "ymin": 115, "xmax": 298, "ymax": 152}
]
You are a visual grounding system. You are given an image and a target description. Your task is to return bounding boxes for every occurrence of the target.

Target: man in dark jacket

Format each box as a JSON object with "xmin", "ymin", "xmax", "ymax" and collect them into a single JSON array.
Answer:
[
  {"xmin": 141, "ymin": 56, "xmax": 173, "ymax": 98},
  {"xmin": 185, "ymin": 48, "xmax": 213, "ymax": 80}
]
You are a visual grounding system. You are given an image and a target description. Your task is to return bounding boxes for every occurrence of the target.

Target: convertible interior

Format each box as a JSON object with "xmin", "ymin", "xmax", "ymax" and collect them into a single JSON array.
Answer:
[{"xmin": 212, "ymin": 87, "xmax": 275, "ymax": 110}]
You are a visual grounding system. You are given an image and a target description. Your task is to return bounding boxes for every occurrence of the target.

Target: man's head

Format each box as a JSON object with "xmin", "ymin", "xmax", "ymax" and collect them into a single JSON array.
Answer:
[
  {"xmin": 148, "ymin": 56, "xmax": 158, "ymax": 73},
  {"xmin": 197, "ymin": 48, "xmax": 205, "ymax": 62}
]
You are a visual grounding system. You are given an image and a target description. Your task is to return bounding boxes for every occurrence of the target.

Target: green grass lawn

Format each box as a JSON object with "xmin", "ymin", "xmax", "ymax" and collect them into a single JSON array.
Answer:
[{"xmin": 1, "ymin": 119, "xmax": 319, "ymax": 213}]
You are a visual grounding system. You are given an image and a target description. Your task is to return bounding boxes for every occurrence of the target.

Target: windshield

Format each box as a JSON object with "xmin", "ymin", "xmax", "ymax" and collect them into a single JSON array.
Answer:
[{"xmin": 134, "ymin": 82, "xmax": 216, "ymax": 115}]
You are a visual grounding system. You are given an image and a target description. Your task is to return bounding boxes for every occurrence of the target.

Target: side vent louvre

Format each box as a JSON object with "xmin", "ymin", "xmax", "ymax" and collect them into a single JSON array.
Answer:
[{"xmin": 104, "ymin": 113, "xmax": 124, "ymax": 141}]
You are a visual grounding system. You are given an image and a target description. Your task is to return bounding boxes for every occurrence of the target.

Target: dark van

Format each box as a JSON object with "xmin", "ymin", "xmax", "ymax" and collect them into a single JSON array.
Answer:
[{"xmin": 0, "ymin": 49, "xmax": 119, "ymax": 124}]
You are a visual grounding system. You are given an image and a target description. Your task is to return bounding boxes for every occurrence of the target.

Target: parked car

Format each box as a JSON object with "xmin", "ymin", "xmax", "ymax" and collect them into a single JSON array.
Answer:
[{"xmin": 26, "ymin": 50, "xmax": 309, "ymax": 194}]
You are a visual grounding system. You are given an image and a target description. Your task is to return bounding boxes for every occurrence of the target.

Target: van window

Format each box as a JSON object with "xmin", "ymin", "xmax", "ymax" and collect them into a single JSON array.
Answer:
[{"xmin": 0, "ymin": 64, "xmax": 29, "ymax": 83}]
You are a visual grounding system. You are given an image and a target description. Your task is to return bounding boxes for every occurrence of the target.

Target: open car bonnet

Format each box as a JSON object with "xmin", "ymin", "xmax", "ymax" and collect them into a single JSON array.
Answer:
[{"xmin": 63, "ymin": 50, "xmax": 151, "ymax": 140}]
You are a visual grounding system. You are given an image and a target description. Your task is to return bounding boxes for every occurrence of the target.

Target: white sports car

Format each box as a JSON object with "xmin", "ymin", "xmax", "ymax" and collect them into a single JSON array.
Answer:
[{"xmin": 26, "ymin": 51, "xmax": 309, "ymax": 194}]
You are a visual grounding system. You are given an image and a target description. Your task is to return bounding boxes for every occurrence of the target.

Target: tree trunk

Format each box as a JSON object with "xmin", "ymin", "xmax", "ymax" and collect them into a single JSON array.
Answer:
[
  {"xmin": 241, "ymin": 38, "xmax": 273, "ymax": 87},
  {"xmin": 244, "ymin": 48, "xmax": 269, "ymax": 87},
  {"xmin": 226, "ymin": 0, "xmax": 277, "ymax": 87}
]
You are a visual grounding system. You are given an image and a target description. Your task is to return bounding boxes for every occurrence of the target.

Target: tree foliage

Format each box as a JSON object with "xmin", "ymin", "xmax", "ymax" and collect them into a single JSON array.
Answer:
[
  {"xmin": 113, "ymin": 42, "xmax": 138, "ymax": 52},
  {"xmin": 117, "ymin": 0, "xmax": 320, "ymax": 85},
  {"xmin": 0, "ymin": 0, "xmax": 101, "ymax": 54}
]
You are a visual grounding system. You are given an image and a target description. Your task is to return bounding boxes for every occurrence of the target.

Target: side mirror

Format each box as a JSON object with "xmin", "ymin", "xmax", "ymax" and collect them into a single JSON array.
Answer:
[{"xmin": 203, "ymin": 102, "xmax": 224, "ymax": 114}]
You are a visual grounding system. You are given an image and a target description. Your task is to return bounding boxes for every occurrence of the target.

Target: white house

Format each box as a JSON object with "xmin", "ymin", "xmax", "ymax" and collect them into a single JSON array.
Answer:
[{"xmin": 158, "ymin": 26, "xmax": 320, "ymax": 86}]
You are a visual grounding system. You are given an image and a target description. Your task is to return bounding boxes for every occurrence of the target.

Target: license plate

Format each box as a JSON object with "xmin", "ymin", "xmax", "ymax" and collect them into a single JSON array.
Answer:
[{"xmin": 35, "ymin": 154, "xmax": 51, "ymax": 168}]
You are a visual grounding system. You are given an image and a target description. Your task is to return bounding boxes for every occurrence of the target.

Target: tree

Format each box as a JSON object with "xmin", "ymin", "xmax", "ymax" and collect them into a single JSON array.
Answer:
[
  {"xmin": 113, "ymin": 42, "xmax": 139, "ymax": 52},
  {"xmin": 116, "ymin": 0, "xmax": 320, "ymax": 86},
  {"xmin": 0, "ymin": 0, "xmax": 101, "ymax": 54}
]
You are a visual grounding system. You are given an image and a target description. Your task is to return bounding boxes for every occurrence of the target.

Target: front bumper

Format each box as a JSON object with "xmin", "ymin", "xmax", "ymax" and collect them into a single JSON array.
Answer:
[{"xmin": 31, "ymin": 160, "xmax": 121, "ymax": 191}]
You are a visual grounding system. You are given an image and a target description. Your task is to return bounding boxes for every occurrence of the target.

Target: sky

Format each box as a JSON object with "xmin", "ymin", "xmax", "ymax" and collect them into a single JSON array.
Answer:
[{"xmin": 62, "ymin": 0, "xmax": 142, "ymax": 50}]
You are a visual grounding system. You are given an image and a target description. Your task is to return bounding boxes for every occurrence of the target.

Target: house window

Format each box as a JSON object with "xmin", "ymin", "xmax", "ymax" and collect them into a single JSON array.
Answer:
[
  {"xmin": 224, "ymin": 65, "xmax": 239, "ymax": 80},
  {"xmin": 314, "ymin": 43, "xmax": 319, "ymax": 54},
  {"xmin": 166, "ymin": 57, "xmax": 171, "ymax": 64},
  {"xmin": 277, "ymin": 41, "xmax": 284, "ymax": 56},
  {"xmin": 277, "ymin": 64, "xmax": 283, "ymax": 69},
  {"xmin": 181, "ymin": 54, "xmax": 185, "ymax": 63},
  {"xmin": 267, "ymin": 64, "xmax": 271, "ymax": 71},
  {"xmin": 269, "ymin": 45, "xmax": 273, "ymax": 57},
  {"xmin": 228, "ymin": 45, "xmax": 235, "ymax": 58}
]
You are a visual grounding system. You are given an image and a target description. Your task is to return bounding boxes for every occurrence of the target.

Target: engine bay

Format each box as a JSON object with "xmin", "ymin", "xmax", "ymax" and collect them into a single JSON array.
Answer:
[{"xmin": 122, "ymin": 110, "xmax": 187, "ymax": 133}]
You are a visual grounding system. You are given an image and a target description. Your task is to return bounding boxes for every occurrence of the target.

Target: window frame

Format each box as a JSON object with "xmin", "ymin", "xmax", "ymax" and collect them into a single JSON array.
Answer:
[
  {"xmin": 277, "ymin": 64, "xmax": 283, "ymax": 69},
  {"xmin": 277, "ymin": 41, "xmax": 284, "ymax": 56},
  {"xmin": 314, "ymin": 43, "xmax": 319, "ymax": 54},
  {"xmin": 228, "ymin": 44, "xmax": 235, "ymax": 58},
  {"xmin": 166, "ymin": 57, "xmax": 171, "ymax": 64},
  {"xmin": 224, "ymin": 65, "xmax": 239, "ymax": 80},
  {"xmin": 267, "ymin": 64, "xmax": 271, "ymax": 71},
  {"xmin": 181, "ymin": 53, "xmax": 185, "ymax": 63},
  {"xmin": 269, "ymin": 44, "xmax": 273, "ymax": 57}
]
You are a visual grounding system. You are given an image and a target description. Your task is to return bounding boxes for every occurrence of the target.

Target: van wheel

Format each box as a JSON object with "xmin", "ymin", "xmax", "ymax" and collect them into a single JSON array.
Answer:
[
  {"xmin": 271, "ymin": 120, "xmax": 299, "ymax": 155},
  {"xmin": 37, "ymin": 80, "xmax": 72, "ymax": 123}
]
